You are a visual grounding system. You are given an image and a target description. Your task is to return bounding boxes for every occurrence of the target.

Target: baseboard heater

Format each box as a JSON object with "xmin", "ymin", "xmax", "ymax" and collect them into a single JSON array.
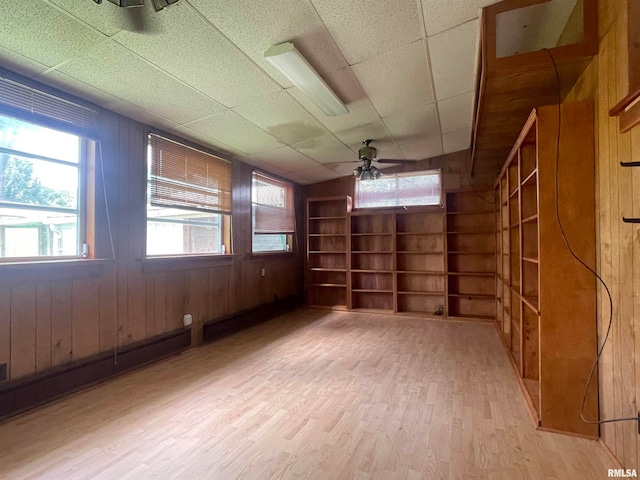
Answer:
[
  {"xmin": 0, "ymin": 329, "xmax": 191, "ymax": 422},
  {"xmin": 203, "ymin": 295, "xmax": 303, "ymax": 343}
]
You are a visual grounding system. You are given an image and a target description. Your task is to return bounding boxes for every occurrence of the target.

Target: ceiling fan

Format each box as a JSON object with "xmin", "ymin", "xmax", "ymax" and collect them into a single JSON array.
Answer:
[
  {"xmin": 92, "ymin": 0, "xmax": 179, "ymax": 31},
  {"xmin": 337, "ymin": 140, "xmax": 417, "ymax": 180}
]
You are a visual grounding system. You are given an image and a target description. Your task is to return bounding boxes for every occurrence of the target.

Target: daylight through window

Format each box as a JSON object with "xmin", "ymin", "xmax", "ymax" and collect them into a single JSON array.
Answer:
[
  {"xmin": 147, "ymin": 134, "xmax": 232, "ymax": 256},
  {"xmin": 0, "ymin": 114, "xmax": 83, "ymax": 259},
  {"xmin": 355, "ymin": 170, "xmax": 442, "ymax": 208}
]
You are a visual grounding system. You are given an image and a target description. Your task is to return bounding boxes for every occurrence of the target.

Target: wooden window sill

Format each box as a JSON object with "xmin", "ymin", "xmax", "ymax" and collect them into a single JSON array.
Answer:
[
  {"xmin": 250, "ymin": 251, "xmax": 295, "ymax": 262},
  {"xmin": 142, "ymin": 254, "xmax": 236, "ymax": 273},
  {"xmin": 0, "ymin": 258, "xmax": 113, "ymax": 283}
]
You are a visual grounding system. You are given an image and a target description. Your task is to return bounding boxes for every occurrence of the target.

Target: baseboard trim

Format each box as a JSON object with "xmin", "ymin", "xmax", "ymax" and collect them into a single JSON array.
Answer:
[
  {"xmin": 0, "ymin": 329, "xmax": 191, "ymax": 422},
  {"xmin": 203, "ymin": 295, "xmax": 303, "ymax": 343}
]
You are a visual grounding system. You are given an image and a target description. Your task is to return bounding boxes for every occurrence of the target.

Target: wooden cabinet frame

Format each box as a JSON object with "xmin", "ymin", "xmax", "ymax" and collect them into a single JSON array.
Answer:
[{"xmin": 609, "ymin": 0, "xmax": 640, "ymax": 132}]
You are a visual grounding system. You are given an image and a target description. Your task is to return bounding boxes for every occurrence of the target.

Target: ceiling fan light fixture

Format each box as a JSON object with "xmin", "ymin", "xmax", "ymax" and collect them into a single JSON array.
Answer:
[
  {"xmin": 265, "ymin": 42, "xmax": 348, "ymax": 117},
  {"xmin": 105, "ymin": 0, "xmax": 144, "ymax": 7},
  {"xmin": 358, "ymin": 165, "xmax": 381, "ymax": 181},
  {"xmin": 353, "ymin": 166, "xmax": 363, "ymax": 177},
  {"xmin": 151, "ymin": 0, "xmax": 179, "ymax": 11}
]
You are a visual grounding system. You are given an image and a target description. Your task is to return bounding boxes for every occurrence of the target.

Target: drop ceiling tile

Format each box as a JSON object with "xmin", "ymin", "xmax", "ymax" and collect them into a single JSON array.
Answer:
[
  {"xmin": 0, "ymin": 1, "xmax": 106, "ymax": 67},
  {"xmin": 292, "ymin": 134, "xmax": 356, "ymax": 164},
  {"xmin": 428, "ymin": 19, "xmax": 479, "ymax": 101},
  {"xmin": 187, "ymin": 0, "xmax": 347, "ymax": 88},
  {"xmin": 0, "ymin": 46, "xmax": 48, "ymax": 78},
  {"xmin": 421, "ymin": 0, "xmax": 499, "ymax": 37},
  {"xmin": 239, "ymin": 156, "xmax": 288, "ymax": 176},
  {"xmin": 174, "ymin": 126, "xmax": 246, "ymax": 159},
  {"xmin": 184, "ymin": 110, "xmax": 283, "ymax": 155},
  {"xmin": 382, "ymin": 104, "xmax": 441, "ymax": 160},
  {"xmin": 443, "ymin": 127, "xmax": 471, "ymax": 154},
  {"xmin": 290, "ymin": 165, "xmax": 340, "ymax": 183},
  {"xmin": 351, "ymin": 41, "xmax": 434, "ymax": 118},
  {"xmin": 250, "ymin": 146, "xmax": 320, "ymax": 173},
  {"xmin": 112, "ymin": 2, "xmax": 280, "ymax": 108},
  {"xmin": 310, "ymin": 0, "xmax": 422, "ymax": 64},
  {"xmin": 49, "ymin": 0, "xmax": 128, "ymax": 36},
  {"xmin": 278, "ymin": 171, "xmax": 311, "ymax": 185},
  {"xmin": 438, "ymin": 91, "xmax": 474, "ymax": 134},
  {"xmin": 58, "ymin": 41, "xmax": 225, "ymax": 125},
  {"xmin": 233, "ymin": 91, "xmax": 328, "ymax": 145}
]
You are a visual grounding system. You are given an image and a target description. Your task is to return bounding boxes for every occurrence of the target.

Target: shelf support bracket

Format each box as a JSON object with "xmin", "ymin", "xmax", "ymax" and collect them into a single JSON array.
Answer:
[
  {"xmin": 620, "ymin": 161, "xmax": 640, "ymax": 167},
  {"xmin": 622, "ymin": 217, "xmax": 640, "ymax": 223}
]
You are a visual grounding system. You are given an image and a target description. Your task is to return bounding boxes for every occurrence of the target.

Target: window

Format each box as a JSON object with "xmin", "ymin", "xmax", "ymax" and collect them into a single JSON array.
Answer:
[
  {"xmin": 147, "ymin": 134, "xmax": 232, "ymax": 256},
  {"xmin": 355, "ymin": 170, "xmax": 442, "ymax": 208},
  {"xmin": 0, "ymin": 76, "xmax": 97, "ymax": 260},
  {"xmin": 251, "ymin": 171, "xmax": 295, "ymax": 253}
]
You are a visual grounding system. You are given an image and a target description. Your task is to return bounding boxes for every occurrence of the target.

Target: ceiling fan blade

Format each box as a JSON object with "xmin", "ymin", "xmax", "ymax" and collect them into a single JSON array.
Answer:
[{"xmin": 376, "ymin": 159, "xmax": 416, "ymax": 164}]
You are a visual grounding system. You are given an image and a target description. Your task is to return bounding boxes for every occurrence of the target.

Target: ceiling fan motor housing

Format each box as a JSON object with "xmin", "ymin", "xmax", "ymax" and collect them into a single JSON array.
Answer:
[{"xmin": 359, "ymin": 145, "xmax": 377, "ymax": 161}]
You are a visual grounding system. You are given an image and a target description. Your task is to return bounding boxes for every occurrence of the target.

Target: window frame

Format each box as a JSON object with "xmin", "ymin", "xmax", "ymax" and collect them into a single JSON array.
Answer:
[
  {"xmin": 0, "ymin": 111, "xmax": 91, "ymax": 262},
  {"xmin": 145, "ymin": 132, "xmax": 233, "ymax": 259},
  {"xmin": 354, "ymin": 169, "xmax": 443, "ymax": 210},
  {"xmin": 251, "ymin": 170, "xmax": 295, "ymax": 254}
]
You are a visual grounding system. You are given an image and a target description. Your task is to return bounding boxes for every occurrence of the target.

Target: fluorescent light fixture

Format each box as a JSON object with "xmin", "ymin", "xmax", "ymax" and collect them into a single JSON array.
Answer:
[{"xmin": 265, "ymin": 43, "xmax": 348, "ymax": 116}]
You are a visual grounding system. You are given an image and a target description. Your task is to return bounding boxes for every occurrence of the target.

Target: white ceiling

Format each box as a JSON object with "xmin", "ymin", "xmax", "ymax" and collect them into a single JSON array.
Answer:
[{"xmin": 0, "ymin": 0, "xmax": 500, "ymax": 185}]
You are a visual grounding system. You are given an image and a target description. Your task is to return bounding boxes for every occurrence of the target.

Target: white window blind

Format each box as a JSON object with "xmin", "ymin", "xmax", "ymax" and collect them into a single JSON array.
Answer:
[
  {"xmin": 148, "ymin": 134, "xmax": 232, "ymax": 214},
  {"xmin": 0, "ymin": 75, "xmax": 98, "ymax": 139},
  {"xmin": 252, "ymin": 171, "xmax": 295, "ymax": 234}
]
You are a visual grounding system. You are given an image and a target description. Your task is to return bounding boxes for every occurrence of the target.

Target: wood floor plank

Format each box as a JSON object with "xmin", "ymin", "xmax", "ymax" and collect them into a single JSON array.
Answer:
[{"xmin": 0, "ymin": 309, "xmax": 614, "ymax": 479}]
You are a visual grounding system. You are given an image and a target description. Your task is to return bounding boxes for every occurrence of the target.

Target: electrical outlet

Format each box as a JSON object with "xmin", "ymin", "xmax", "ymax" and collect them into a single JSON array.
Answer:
[
  {"xmin": 261, "ymin": 268, "xmax": 266, "ymax": 277},
  {"xmin": 183, "ymin": 314, "xmax": 192, "ymax": 327},
  {"xmin": 0, "ymin": 363, "xmax": 6, "ymax": 382}
]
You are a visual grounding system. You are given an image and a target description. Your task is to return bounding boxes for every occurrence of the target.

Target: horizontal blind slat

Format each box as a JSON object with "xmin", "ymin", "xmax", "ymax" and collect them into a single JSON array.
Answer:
[{"xmin": 149, "ymin": 134, "xmax": 231, "ymax": 214}]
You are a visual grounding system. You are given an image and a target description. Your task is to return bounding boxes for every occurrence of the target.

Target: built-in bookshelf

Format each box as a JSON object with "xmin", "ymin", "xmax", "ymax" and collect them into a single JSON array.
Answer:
[
  {"xmin": 306, "ymin": 191, "xmax": 496, "ymax": 321},
  {"xmin": 306, "ymin": 196, "xmax": 352, "ymax": 310},
  {"xmin": 446, "ymin": 190, "xmax": 496, "ymax": 320},
  {"xmin": 494, "ymin": 101, "xmax": 597, "ymax": 437}
]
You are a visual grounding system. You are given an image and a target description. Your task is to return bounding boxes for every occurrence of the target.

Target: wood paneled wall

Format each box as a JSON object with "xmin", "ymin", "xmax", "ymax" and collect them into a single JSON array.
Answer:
[
  {"xmin": 0, "ymin": 108, "xmax": 303, "ymax": 383},
  {"xmin": 565, "ymin": 0, "xmax": 640, "ymax": 468}
]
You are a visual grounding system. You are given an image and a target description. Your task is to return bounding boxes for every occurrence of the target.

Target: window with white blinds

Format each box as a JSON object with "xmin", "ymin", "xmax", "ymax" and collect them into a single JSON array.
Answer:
[
  {"xmin": 355, "ymin": 170, "xmax": 442, "ymax": 208},
  {"xmin": 0, "ymin": 74, "xmax": 95, "ymax": 261},
  {"xmin": 147, "ymin": 134, "xmax": 232, "ymax": 256},
  {"xmin": 252, "ymin": 171, "xmax": 295, "ymax": 252}
]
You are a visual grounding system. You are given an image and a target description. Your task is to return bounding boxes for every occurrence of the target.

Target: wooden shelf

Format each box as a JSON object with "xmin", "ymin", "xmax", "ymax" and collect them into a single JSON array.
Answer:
[
  {"xmin": 351, "ymin": 269, "xmax": 393, "ymax": 273},
  {"xmin": 522, "ymin": 169, "xmax": 537, "ymax": 186},
  {"xmin": 447, "ymin": 271, "xmax": 495, "ymax": 277},
  {"xmin": 351, "ymin": 233, "xmax": 393, "ymax": 237},
  {"xmin": 448, "ymin": 251, "xmax": 494, "ymax": 255},
  {"xmin": 447, "ymin": 230, "xmax": 496, "ymax": 235},
  {"xmin": 308, "ymin": 233, "xmax": 346, "ymax": 237},
  {"xmin": 446, "ymin": 210, "xmax": 494, "ymax": 215},
  {"xmin": 448, "ymin": 293, "xmax": 495, "ymax": 299},
  {"xmin": 352, "ymin": 289, "xmax": 393, "ymax": 293},
  {"xmin": 398, "ymin": 291, "xmax": 445, "ymax": 296},
  {"xmin": 493, "ymin": 102, "xmax": 598, "ymax": 437},
  {"xmin": 398, "ymin": 270, "xmax": 446, "ymax": 275},
  {"xmin": 396, "ymin": 232, "xmax": 443, "ymax": 236},
  {"xmin": 307, "ymin": 196, "xmax": 352, "ymax": 310},
  {"xmin": 310, "ymin": 268, "xmax": 347, "ymax": 272}
]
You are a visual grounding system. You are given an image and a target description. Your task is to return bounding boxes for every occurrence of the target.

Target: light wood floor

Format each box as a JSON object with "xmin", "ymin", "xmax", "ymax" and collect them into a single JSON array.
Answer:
[{"xmin": 0, "ymin": 309, "xmax": 613, "ymax": 479}]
